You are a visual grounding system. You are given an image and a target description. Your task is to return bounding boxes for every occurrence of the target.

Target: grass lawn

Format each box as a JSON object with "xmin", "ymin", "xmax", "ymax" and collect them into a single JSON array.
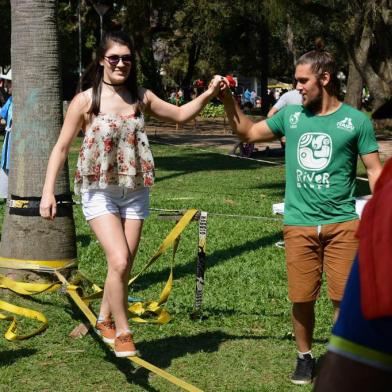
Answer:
[{"xmin": 0, "ymin": 136, "xmax": 371, "ymax": 392}]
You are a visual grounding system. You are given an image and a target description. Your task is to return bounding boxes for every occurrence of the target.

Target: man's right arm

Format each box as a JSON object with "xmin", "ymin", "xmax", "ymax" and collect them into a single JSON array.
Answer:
[{"xmin": 222, "ymin": 91, "xmax": 276, "ymax": 144}]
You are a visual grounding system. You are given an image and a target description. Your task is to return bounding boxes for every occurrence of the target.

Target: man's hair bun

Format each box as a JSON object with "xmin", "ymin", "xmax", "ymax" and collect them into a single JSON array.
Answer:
[{"xmin": 315, "ymin": 37, "xmax": 325, "ymax": 52}]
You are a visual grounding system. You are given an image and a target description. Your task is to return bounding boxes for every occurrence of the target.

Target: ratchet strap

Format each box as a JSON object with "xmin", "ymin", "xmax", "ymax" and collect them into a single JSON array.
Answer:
[
  {"xmin": 8, "ymin": 194, "xmax": 73, "ymax": 217},
  {"xmin": 191, "ymin": 211, "xmax": 207, "ymax": 319}
]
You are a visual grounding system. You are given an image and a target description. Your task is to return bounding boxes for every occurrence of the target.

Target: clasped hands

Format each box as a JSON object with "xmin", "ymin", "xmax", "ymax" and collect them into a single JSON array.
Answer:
[{"xmin": 208, "ymin": 75, "xmax": 231, "ymax": 99}]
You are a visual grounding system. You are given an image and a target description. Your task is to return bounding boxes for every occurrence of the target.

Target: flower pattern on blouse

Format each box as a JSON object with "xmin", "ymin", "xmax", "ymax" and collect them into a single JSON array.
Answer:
[{"xmin": 74, "ymin": 112, "xmax": 154, "ymax": 194}]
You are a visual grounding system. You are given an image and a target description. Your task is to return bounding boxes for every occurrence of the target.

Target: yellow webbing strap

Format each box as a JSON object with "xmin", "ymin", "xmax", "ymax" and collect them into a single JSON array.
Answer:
[
  {"xmin": 0, "ymin": 209, "xmax": 197, "ymax": 338},
  {"xmin": 58, "ymin": 271, "xmax": 203, "ymax": 392},
  {"xmin": 0, "ymin": 256, "xmax": 77, "ymax": 271},
  {"xmin": 128, "ymin": 209, "xmax": 196, "ymax": 286},
  {"xmin": 0, "ymin": 275, "xmax": 62, "ymax": 340},
  {"xmin": 0, "ymin": 209, "xmax": 203, "ymax": 390},
  {"xmin": 0, "ymin": 299, "xmax": 48, "ymax": 341},
  {"xmin": 127, "ymin": 236, "xmax": 180, "ymax": 324},
  {"xmin": 0, "ymin": 275, "xmax": 61, "ymax": 295},
  {"xmin": 83, "ymin": 209, "xmax": 197, "ymax": 324}
]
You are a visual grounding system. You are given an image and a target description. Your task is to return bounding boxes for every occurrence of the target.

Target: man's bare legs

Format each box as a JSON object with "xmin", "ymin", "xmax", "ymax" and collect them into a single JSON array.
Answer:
[
  {"xmin": 292, "ymin": 300, "xmax": 340, "ymax": 352},
  {"xmin": 332, "ymin": 299, "xmax": 340, "ymax": 323},
  {"xmin": 292, "ymin": 301, "xmax": 315, "ymax": 352}
]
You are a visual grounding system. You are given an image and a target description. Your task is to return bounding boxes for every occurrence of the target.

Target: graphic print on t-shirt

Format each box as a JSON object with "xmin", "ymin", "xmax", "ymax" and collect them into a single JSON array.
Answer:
[
  {"xmin": 289, "ymin": 111, "xmax": 301, "ymax": 128},
  {"xmin": 297, "ymin": 133, "xmax": 332, "ymax": 170},
  {"xmin": 296, "ymin": 133, "xmax": 332, "ymax": 190}
]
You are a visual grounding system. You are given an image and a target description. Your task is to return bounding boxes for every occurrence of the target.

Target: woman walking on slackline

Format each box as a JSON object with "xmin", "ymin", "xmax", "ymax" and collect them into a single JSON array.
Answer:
[{"xmin": 40, "ymin": 31, "xmax": 223, "ymax": 357}]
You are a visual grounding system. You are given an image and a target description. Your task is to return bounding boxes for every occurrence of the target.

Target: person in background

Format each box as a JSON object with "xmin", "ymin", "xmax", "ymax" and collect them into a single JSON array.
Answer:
[
  {"xmin": 40, "ymin": 31, "xmax": 222, "ymax": 358},
  {"xmin": 0, "ymin": 75, "xmax": 10, "ymax": 107},
  {"xmin": 0, "ymin": 71, "xmax": 13, "ymax": 200},
  {"xmin": 219, "ymin": 43, "xmax": 382, "ymax": 384},
  {"xmin": 267, "ymin": 84, "xmax": 302, "ymax": 118},
  {"xmin": 243, "ymin": 88, "xmax": 253, "ymax": 110},
  {"xmin": 267, "ymin": 88, "xmax": 277, "ymax": 108},
  {"xmin": 267, "ymin": 83, "xmax": 302, "ymax": 149},
  {"xmin": 250, "ymin": 89, "xmax": 257, "ymax": 107}
]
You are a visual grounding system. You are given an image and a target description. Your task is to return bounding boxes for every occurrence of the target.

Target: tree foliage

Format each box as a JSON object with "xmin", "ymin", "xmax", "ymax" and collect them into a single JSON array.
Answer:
[
  {"xmin": 1, "ymin": 0, "xmax": 390, "ymax": 111},
  {"xmin": 0, "ymin": 0, "xmax": 11, "ymax": 70},
  {"xmin": 288, "ymin": 0, "xmax": 392, "ymax": 112}
]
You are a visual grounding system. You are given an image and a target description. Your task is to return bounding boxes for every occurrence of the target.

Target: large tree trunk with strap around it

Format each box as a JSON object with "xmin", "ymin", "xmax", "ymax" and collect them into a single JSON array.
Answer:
[{"xmin": 0, "ymin": 0, "xmax": 77, "ymax": 282}]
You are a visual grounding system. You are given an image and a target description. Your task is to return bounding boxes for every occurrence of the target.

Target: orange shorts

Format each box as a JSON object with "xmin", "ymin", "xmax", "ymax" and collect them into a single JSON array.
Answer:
[{"xmin": 283, "ymin": 220, "xmax": 359, "ymax": 302}]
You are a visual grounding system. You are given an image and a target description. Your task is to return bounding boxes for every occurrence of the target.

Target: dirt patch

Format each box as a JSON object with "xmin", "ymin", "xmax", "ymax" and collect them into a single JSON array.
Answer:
[
  {"xmin": 145, "ymin": 117, "xmax": 392, "ymax": 160},
  {"xmin": 145, "ymin": 116, "xmax": 282, "ymax": 153}
]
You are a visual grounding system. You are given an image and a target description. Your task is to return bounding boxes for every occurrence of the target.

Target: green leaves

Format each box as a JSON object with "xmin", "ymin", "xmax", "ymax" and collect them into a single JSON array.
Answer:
[{"xmin": 200, "ymin": 103, "xmax": 225, "ymax": 118}]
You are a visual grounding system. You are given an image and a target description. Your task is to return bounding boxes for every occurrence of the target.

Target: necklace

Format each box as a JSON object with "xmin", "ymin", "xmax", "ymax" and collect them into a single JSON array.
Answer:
[{"xmin": 102, "ymin": 80, "xmax": 125, "ymax": 87}]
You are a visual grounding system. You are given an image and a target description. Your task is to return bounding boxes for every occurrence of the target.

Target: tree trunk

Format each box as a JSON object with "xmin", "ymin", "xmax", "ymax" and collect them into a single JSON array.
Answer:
[
  {"xmin": 126, "ymin": 0, "xmax": 164, "ymax": 97},
  {"xmin": 0, "ymin": 0, "xmax": 77, "ymax": 280},
  {"xmin": 286, "ymin": 12, "xmax": 296, "ymax": 68},
  {"xmin": 348, "ymin": 3, "xmax": 391, "ymax": 113},
  {"xmin": 135, "ymin": 43, "xmax": 164, "ymax": 97},
  {"xmin": 182, "ymin": 42, "xmax": 201, "ymax": 102},
  {"xmin": 365, "ymin": 0, "xmax": 392, "ymax": 112},
  {"xmin": 363, "ymin": 63, "xmax": 390, "ymax": 113},
  {"xmin": 258, "ymin": 18, "xmax": 269, "ymax": 115},
  {"xmin": 344, "ymin": 52, "xmax": 363, "ymax": 109}
]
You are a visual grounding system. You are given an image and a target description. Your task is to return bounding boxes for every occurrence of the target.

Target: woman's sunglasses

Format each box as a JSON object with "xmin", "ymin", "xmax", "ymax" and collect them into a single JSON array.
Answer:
[{"xmin": 104, "ymin": 55, "xmax": 132, "ymax": 66}]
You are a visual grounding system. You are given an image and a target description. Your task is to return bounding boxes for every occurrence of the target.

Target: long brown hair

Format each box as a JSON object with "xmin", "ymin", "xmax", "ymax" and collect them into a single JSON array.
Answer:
[
  {"xmin": 86, "ymin": 31, "xmax": 139, "ymax": 116},
  {"xmin": 296, "ymin": 38, "xmax": 340, "ymax": 97}
]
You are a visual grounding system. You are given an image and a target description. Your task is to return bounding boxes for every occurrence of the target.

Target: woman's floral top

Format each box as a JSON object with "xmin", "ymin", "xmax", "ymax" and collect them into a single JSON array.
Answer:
[{"xmin": 74, "ymin": 112, "xmax": 154, "ymax": 195}]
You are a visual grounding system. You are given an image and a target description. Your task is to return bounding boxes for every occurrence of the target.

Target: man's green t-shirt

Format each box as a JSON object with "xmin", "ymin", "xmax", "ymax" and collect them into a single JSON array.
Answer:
[{"xmin": 266, "ymin": 103, "xmax": 378, "ymax": 226}]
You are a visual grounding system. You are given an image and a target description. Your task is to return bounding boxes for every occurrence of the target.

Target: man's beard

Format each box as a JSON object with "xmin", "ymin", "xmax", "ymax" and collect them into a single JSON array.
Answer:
[
  {"xmin": 303, "ymin": 80, "xmax": 323, "ymax": 113},
  {"xmin": 303, "ymin": 92, "xmax": 322, "ymax": 112}
]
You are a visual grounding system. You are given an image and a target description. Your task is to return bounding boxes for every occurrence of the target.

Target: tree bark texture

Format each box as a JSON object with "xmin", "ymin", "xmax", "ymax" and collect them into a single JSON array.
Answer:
[
  {"xmin": 0, "ymin": 0, "xmax": 76, "ymax": 263},
  {"xmin": 182, "ymin": 42, "xmax": 201, "ymax": 101},
  {"xmin": 344, "ymin": 53, "xmax": 363, "ymax": 109},
  {"xmin": 128, "ymin": 1, "xmax": 164, "ymax": 97},
  {"xmin": 348, "ymin": 1, "xmax": 392, "ymax": 113},
  {"xmin": 286, "ymin": 13, "xmax": 296, "ymax": 69}
]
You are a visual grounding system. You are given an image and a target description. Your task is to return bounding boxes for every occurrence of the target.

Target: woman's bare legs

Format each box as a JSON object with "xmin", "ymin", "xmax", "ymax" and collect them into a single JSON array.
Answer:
[
  {"xmin": 119, "ymin": 218, "xmax": 144, "ymax": 317},
  {"xmin": 89, "ymin": 213, "xmax": 143, "ymax": 333}
]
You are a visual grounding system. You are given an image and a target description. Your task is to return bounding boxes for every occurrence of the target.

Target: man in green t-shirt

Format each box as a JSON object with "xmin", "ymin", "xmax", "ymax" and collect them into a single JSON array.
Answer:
[{"xmin": 219, "ymin": 49, "xmax": 382, "ymax": 385}]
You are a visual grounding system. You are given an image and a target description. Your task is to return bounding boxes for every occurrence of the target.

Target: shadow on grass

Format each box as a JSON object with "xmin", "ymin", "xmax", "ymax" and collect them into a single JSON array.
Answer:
[
  {"xmin": 253, "ymin": 181, "xmax": 286, "ymax": 191},
  {"xmin": 76, "ymin": 234, "xmax": 92, "ymax": 248},
  {"xmin": 132, "ymin": 231, "xmax": 283, "ymax": 291},
  {"xmin": 65, "ymin": 294, "xmax": 328, "ymax": 390},
  {"xmin": 100, "ymin": 330, "xmax": 285, "ymax": 390},
  {"xmin": 0, "ymin": 348, "xmax": 37, "ymax": 366},
  {"xmin": 135, "ymin": 330, "xmax": 302, "ymax": 373},
  {"xmin": 200, "ymin": 307, "xmax": 287, "ymax": 319},
  {"xmin": 64, "ymin": 290, "xmax": 286, "ymax": 391},
  {"xmin": 154, "ymin": 152, "xmax": 283, "ymax": 184}
]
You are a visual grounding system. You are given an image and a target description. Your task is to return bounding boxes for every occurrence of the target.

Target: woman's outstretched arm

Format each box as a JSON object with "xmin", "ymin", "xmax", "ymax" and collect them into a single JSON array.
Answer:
[{"xmin": 142, "ymin": 75, "xmax": 223, "ymax": 123}]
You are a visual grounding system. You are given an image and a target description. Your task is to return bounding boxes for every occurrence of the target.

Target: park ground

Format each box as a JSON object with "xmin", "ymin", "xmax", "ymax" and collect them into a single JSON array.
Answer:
[
  {"xmin": 0, "ymin": 118, "xmax": 391, "ymax": 392},
  {"xmin": 145, "ymin": 116, "xmax": 392, "ymax": 161}
]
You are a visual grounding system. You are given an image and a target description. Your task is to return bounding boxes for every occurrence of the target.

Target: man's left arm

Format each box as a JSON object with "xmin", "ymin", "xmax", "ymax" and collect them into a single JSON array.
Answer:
[{"xmin": 360, "ymin": 152, "xmax": 383, "ymax": 193}]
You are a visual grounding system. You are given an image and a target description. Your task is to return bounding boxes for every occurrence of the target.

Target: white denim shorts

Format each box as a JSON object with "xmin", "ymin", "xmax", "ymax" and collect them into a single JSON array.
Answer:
[{"xmin": 81, "ymin": 185, "xmax": 150, "ymax": 221}]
